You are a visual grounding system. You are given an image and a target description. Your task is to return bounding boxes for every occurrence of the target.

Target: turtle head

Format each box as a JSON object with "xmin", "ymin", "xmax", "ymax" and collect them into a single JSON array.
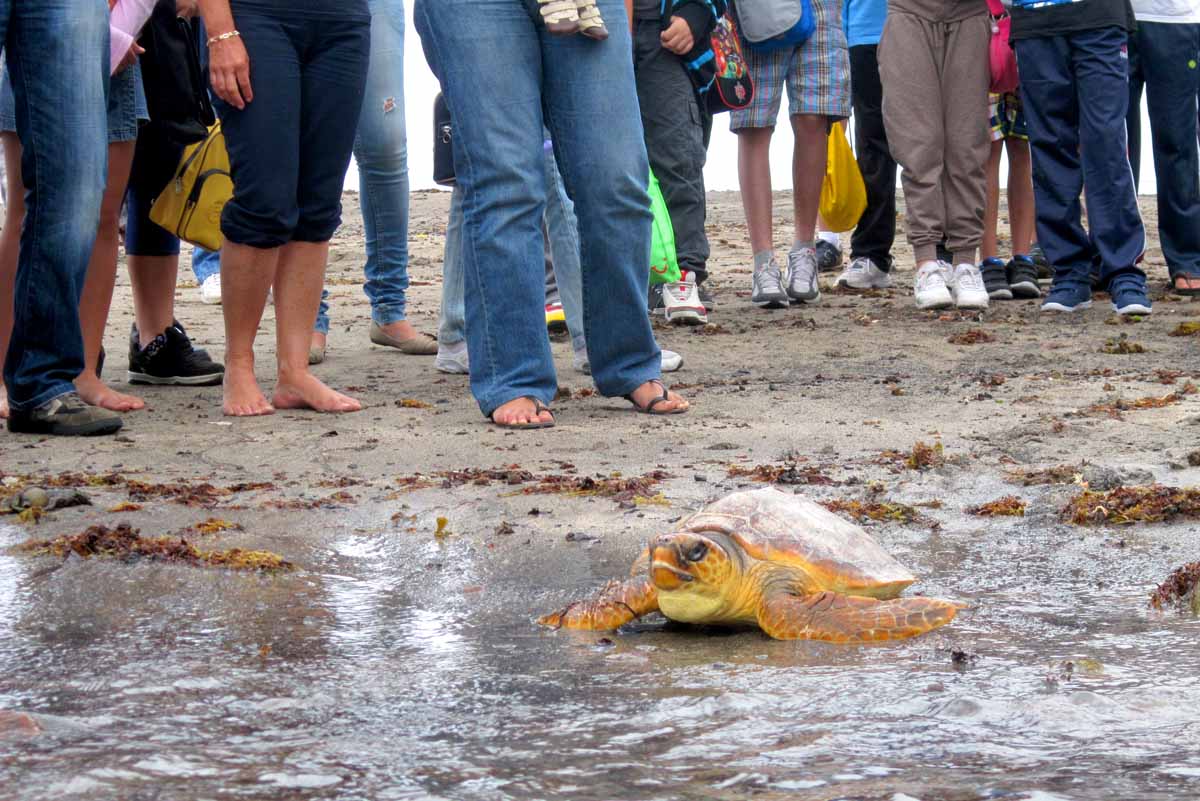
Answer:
[{"xmin": 649, "ymin": 532, "xmax": 736, "ymax": 596}]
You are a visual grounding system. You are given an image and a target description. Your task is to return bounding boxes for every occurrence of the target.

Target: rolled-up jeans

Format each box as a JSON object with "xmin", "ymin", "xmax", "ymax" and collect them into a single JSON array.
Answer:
[
  {"xmin": 316, "ymin": 0, "xmax": 410, "ymax": 335},
  {"xmin": 439, "ymin": 145, "xmax": 586, "ymax": 353},
  {"xmin": 2, "ymin": 0, "xmax": 109, "ymax": 411},
  {"xmin": 416, "ymin": 0, "xmax": 660, "ymax": 416}
]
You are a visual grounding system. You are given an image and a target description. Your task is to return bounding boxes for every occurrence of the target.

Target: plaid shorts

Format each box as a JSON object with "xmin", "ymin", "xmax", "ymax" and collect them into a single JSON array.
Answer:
[
  {"xmin": 989, "ymin": 91, "xmax": 1028, "ymax": 142},
  {"xmin": 730, "ymin": 0, "xmax": 851, "ymax": 130}
]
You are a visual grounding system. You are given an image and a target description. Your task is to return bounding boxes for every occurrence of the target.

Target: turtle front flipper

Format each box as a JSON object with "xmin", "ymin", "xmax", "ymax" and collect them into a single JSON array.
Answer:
[
  {"xmin": 757, "ymin": 590, "xmax": 957, "ymax": 643},
  {"xmin": 538, "ymin": 578, "xmax": 659, "ymax": 632}
]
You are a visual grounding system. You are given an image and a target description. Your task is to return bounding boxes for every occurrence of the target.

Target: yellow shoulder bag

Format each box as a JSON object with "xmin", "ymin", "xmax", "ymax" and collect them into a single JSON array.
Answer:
[{"xmin": 149, "ymin": 121, "xmax": 233, "ymax": 251}]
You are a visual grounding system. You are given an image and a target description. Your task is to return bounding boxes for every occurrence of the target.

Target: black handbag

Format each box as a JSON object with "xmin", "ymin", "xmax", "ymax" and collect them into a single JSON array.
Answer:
[
  {"xmin": 433, "ymin": 92, "xmax": 455, "ymax": 187},
  {"xmin": 129, "ymin": 3, "xmax": 216, "ymax": 201}
]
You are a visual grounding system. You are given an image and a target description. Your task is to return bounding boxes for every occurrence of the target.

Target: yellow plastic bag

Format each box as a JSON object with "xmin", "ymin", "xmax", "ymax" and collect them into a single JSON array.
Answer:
[
  {"xmin": 149, "ymin": 121, "xmax": 232, "ymax": 251},
  {"xmin": 818, "ymin": 124, "xmax": 867, "ymax": 233}
]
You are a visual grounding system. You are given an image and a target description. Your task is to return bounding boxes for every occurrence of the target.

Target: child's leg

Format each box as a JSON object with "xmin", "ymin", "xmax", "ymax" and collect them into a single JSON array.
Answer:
[
  {"xmin": 983, "ymin": 138, "xmax": 1004, "ymax": 260},
  {"xmin": 1004, "ymin": 137, "xmax": 1035, "ymax": 256},
  {"xmin": 940, "ymin": 13, "xmax": 991, "ymax": 267}
]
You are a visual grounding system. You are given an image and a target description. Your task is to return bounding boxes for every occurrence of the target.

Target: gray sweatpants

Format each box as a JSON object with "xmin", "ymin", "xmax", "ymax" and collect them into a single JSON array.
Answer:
[{"xmin": 878, "ymin": 9, "xmax": 990, "ymax": 265}]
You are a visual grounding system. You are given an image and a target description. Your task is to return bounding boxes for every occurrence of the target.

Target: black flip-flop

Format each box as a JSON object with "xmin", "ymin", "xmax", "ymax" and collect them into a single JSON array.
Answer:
[
  {"xmin": 624, "ymin": 380, "xmax": 688, "ymax": 416},
  {"xmin": 1173, "ymin": 275, "xmax": 1200, "ymax": 297},
  {"xmin": 490, "ymin": 396, "xmax": 556, "ymax": 430}
]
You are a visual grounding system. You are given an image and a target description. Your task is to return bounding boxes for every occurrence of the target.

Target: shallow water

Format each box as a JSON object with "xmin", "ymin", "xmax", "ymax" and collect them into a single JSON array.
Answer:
[{"xmin": 2, "ymin": 477, "xmax": 1200, "ymax": 801}]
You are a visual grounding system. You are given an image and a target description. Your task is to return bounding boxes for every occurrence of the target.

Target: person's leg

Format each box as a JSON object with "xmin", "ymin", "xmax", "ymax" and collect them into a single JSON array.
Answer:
[
  {"xmin": 1126, "ymin": 29, "xmax": 1144, "ymax": 192},
  {"xmin": 847, "ymin": 44, "xmax": 896, "ymax": 271},
  {"xmin": 4, "ymin": 0, "xmax": 110, "ymax": 423},
  {"xmin": 541, "ymin": 0, "xmax": 684, "ymax": 413},
  {"xmin": 437, "ymin": 186, "xmax": 466, "ymax": 348},
  {"xmin": 1140, "ymin": 21, "xmax": 1200, "ymax": 287},
  {"xmin": 1072, "ymin": 27, "xmax": 1146, "ymax": 291},
  {"xmin": 731, "ymin": 44, "xmax": 786, "ymax": 259},
  {"xmin": 632, "ymin": 18, "xmax": 709, "ymax": 284},
  {"xmin": 982, "ymin": 138, "xmax": 1004, "ymax": 260},
  {"xmin": 73, "ymin": 140, "xmax": 144, "ymax": 411},
  {"xmin": 281, "ymin": 13, "xmax": 370, "ymax": 410},
  {"xmin": 790, "ymin": 115, "xmax": 827, "ymax": 245},
  {"xmin": 542, "ymin": 145, "xmax": 585, "ymax": 350},
  {"xmin": 1015, "ymin": 35, "xmax": 1093, "ymax": 293},
  {"xmin": 0, "ymin": 132, "xmax": 22, "ymax": 418},
  {"xmin": 1004, "ymin": 137, "xmax": 1035, "ymax": 256},
  {"xmin": 879, "ymin": 10, "xmax": 949, "ymax": 266},
  {"xmin": 416, "ymin": 0, "xmax": 557, "ymax": 424},
  {"xmin": 129, "ymin": 255, "xmax": 180, "ymax": 338},
  {"xmin": 939, "ymin": 13, "xmax": 990, "ymax": 268},
  {"xmin": 214, "ymin": 12, "xmax": 304, "ymax": 417}
]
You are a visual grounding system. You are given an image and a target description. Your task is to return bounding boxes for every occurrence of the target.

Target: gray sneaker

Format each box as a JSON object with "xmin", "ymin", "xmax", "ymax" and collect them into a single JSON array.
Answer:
[
  {"xmin": 751, "ymin": 260, "xmax": 789, "ymax": 308},
  {"xmin": 6, "ymin": 391, "xmax": 122, "ymax": 436},
  {"xmin": 786, "ymin": 247, "xmax": 821, "ymax": 303}
]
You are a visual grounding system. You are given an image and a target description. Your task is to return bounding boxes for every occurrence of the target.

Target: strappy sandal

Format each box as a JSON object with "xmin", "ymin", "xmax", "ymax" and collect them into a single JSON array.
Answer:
[
  {"xmin": 1173, "ymin": 274, "xmax": 1200, "ymax": 297},
  {"xmin": 624, "ymin": 380, "xmax": 688, "ymax": 416},
  {"xmin": 538, "ymin": 0, "xmax": 581, "ymax": 35},
  {"xmin": 575, "ymin": 1, "xmax": 609, "ymax": 40},
  {"xmin": 490, "ymin": 396, "xmax": 556, "ymax": 430}
]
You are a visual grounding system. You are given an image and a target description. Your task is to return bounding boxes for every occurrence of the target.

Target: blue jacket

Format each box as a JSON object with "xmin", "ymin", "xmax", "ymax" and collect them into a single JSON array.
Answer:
[{"xmin": 842, "ymin": 0, "xmax": 887, "ymax": 47}]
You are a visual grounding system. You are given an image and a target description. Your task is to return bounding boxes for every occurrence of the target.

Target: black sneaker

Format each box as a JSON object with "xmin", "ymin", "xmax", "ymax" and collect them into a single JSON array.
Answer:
[
  {"xmin": 649, "ymin": 283, "xmax": 665, "ymax": 315},
  {"xmin": 980, "ymin": 258, "xmax": 1012, "ymax": 300},
  {"xmin": 7, "ymin": 391, "xmax": 122, "ymax": 436},
  {"xmin": 128, "ymin": 321, "xmax": 225, "ymax": 386},
  {"xmin": 1029, "ymin": 242, "xmax": 1052, "ymax": 280},
  {"xmin": 697, "ymin": 282, "xmax": 716, "ymax": 312},
  {"xmin": 1007, "ymin": 255, "xmax": 1041, "ymax": 299},
  {"xmin": 815, "ymin": 239, "xmax": 843, "ymax": 273}
]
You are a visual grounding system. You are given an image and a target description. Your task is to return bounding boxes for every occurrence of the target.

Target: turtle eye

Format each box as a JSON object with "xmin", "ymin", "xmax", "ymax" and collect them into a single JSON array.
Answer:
[{"xmin": 685, "ymin": 542, "xmax": 708, "ymax": 562}]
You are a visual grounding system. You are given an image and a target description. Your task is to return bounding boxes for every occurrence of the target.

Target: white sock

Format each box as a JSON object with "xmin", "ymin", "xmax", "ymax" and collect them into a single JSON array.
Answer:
[{"xmin": 817, "ymin": 230, "xmax": 840, "ymax": 248}]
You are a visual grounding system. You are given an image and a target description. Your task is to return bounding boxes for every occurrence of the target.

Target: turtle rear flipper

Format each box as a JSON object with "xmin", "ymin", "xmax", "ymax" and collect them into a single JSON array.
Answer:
[
  {"xmin": 757, "ymin": 590, "xmax": 957, "ymax": 643},
  {"xmin": 538, "ymin": 578, "xmax": 659, "ymax": 632}
]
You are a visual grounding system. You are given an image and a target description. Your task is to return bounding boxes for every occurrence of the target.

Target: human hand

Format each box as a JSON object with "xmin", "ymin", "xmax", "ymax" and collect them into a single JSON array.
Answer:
[
  {"xmin": 660, "ymin": 16, "xmax": 694, "ymax": 55},
  {"xmin": 116, "ymin": 42, "xmax": 145, "ymax": 74},
  {"xmin": 176, "ymin": 0, "xmax": 201, "ymax": 18},
  {"xmin": 209, "ymin": 33, "xmax": 253, "ymax": 110}
]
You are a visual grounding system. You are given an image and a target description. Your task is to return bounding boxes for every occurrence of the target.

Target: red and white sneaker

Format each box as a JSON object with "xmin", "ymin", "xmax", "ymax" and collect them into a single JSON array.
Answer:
[{"xmin": 663, "ymin": 270, "xmax": 708, "ymax": 325}]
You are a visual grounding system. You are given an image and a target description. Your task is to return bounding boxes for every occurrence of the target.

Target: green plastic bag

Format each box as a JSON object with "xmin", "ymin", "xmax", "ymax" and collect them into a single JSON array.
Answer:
[{"xmin": 648, "ymin": 169, "xmax": 681, "ymax": 285}]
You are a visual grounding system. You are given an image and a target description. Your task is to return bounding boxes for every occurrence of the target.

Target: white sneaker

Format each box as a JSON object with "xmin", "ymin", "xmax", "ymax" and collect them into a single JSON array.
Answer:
[
  {"xmin": 663, "ymin": 270, "xmax": 707, "ymax": 325},
  {"xmin": 950, "ymin": 263, "xmax": 990, "ymax": 310},
  {"xmin": 573, "ymin": 343, "xmax": 682, "ymax": 374},
  {"xmin": 914, "ymin": 261, "xmax": 954, "ymax": 309},
  {"xmin": 435, "ymin": 342, "xmax": 469, "ymax": 374},
  {"xmin": 200, "ymin": 274, "xmax": 222, "ymax": 305},
  {"xmin": 836, "ymin": 256, "xmax": 894, "ymax": 290}
]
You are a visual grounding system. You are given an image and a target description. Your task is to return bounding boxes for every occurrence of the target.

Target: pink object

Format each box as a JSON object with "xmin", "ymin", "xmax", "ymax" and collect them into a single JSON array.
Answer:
[
  {"xmin": 109, "ymin": 0, "xmax": 157, "ymax": 76},
  {"xmin": 987, "ymin": 1, "xmax": 1019, "ymax": 94}
]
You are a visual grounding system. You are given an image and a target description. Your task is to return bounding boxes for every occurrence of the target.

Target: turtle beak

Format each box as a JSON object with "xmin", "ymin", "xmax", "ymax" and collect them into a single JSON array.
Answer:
[{"xmin": 650, "ymin": 543, "xmax": 693, "ymax": 590}]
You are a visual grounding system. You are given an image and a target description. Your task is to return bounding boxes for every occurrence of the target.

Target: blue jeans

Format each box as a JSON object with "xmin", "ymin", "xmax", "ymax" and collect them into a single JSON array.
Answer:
[
  {"xmin": 416, "ymin": 0, "xmax": 660, "ymax": 416},
  {"xmin": 192, "ymin": 246, "xmax": 220, "ymax": 284},
  {"xmin": 1, "ymin": 1, "xmax": 109, "ymax": 411},
  {"xmin": 316, "ymin": 0, "xmax": 410, "ymax": 335},
  {"xmin": 1016, "ymin": 27, "xmax": 1146, "ymax": 289},
  {"xmin": 439, "ymin": 146, "xmax": 586, "ymax": 353},
  {"xmin": 1128, "ymin": 22, "xmax": 1200, "ymax": 281}
]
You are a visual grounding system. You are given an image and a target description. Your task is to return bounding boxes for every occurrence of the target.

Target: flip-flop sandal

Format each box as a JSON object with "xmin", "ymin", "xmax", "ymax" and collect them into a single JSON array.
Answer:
[
  {"xmin": 1173, "ymin": 275, "xmax": 1200, "ymax": 296},
  {"xmin": 538, "ymin": 0, "xmax": 580, "ymax": 35},
  {"xmin": 491, "ymin": 396, "xmax": 556, "ymax": 430},
  {"xmin": 624, "ymin": 380, "xmax": 688, "ymax": 415}
]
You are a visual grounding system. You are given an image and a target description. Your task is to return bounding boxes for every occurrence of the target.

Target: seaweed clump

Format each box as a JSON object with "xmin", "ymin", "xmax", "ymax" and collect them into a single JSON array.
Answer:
[
  {"xmin": 968, "ymin": 496, "xmax": 1027, "ymax": 517},
  {"xmin": 1005, "ymin": 464, "xmax": 1081, "ymax": 486},
  {"xmin": 1100, "ymin": 334, "xmax": 1146, "ymax": 354},
  {"xmin": 18, "ymin": 524, "xmax": 292, "ymax": 572},
  {"xmin": 727, "ymin": 463, "xmax": 835, "ymax": 486},
  {"xmin": 879, "ymin": 441, "xmax": 945, "ymax": 471},
  {"xmin": 1168, "ymin": 322, "xmax": 1200, "ymax": 337},
  {"xmin": 820, "ymin": 500, "xmax": 924, "ymax": 525},
  {"xmin": 1085, "ymin": 382, "xmax": 1197, "ymax": 418},
  {"xmin": 947, "ymin": 329, "xmax": 995, "ymax": 345},
  {"xmin": 1149, "ymin": 562, "xmax": 1200, "ymax": 614},
  {"xmin": 1063, "ymin": 485, "xmax": 1200, "ymax": 526}
]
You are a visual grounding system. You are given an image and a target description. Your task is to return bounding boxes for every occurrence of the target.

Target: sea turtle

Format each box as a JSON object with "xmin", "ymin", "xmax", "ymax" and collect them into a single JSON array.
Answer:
[{"xmin": 539, "ymin": 487, "xmax": 958, "ymax": 642}]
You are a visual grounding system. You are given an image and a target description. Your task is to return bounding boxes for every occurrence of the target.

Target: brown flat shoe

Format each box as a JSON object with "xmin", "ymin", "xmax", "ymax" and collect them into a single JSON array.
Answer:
[{"xmin": 369, "ymin": 321, "xmax": 438, "ymax": 355}]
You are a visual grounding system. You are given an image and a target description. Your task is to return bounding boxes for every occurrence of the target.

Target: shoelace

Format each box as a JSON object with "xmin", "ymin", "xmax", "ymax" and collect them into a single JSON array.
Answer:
[
  {"xmin": 758, "ymin": 267, "xmax": 784, "ymax": 293},
  {"xmin": 957, "ymin": 268, "xmax": 986, "ymax": 292}
]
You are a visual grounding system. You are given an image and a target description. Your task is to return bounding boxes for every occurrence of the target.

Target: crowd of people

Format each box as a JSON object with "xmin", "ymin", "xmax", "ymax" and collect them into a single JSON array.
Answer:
[{"xmin": 0, "ymin": 0, "xmax": 1194, "ymax": 437}]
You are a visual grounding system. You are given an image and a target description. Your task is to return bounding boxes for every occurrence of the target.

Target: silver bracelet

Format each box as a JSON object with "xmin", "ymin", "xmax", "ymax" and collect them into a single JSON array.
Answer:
[{"xmin": 207, "ymin": 30, "xmax": 241, "ymax": 47}]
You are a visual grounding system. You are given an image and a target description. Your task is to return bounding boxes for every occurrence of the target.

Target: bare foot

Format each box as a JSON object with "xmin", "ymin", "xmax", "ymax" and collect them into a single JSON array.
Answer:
[
  {"xmin": 0, "ymin": 386, "xmax": 7, "ymax": 420},
  {"xmin": 309, "ymin": 331, "xmax": 327, "ymax": 365},
  {"xmin": 492, "ymin": 396, "xmax": 554, "ymax": 427},
  {"xmin": 74, "ymin": 375, "xmax": 145, "ymax": 412},
  {"xmin": 273, "ymin": 370, "xmax": 362, "ymax": 413},
  {"xmin": 1174, "ymin": 275, "xmax": 1200, "ymax": 294},
  {"xmin": 629, "ymin": 380, "xmax": 689, "ymax": 414},
  {"xmin": 223, "ymin": 363, "xmax": 275, "ymax": 417}
]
